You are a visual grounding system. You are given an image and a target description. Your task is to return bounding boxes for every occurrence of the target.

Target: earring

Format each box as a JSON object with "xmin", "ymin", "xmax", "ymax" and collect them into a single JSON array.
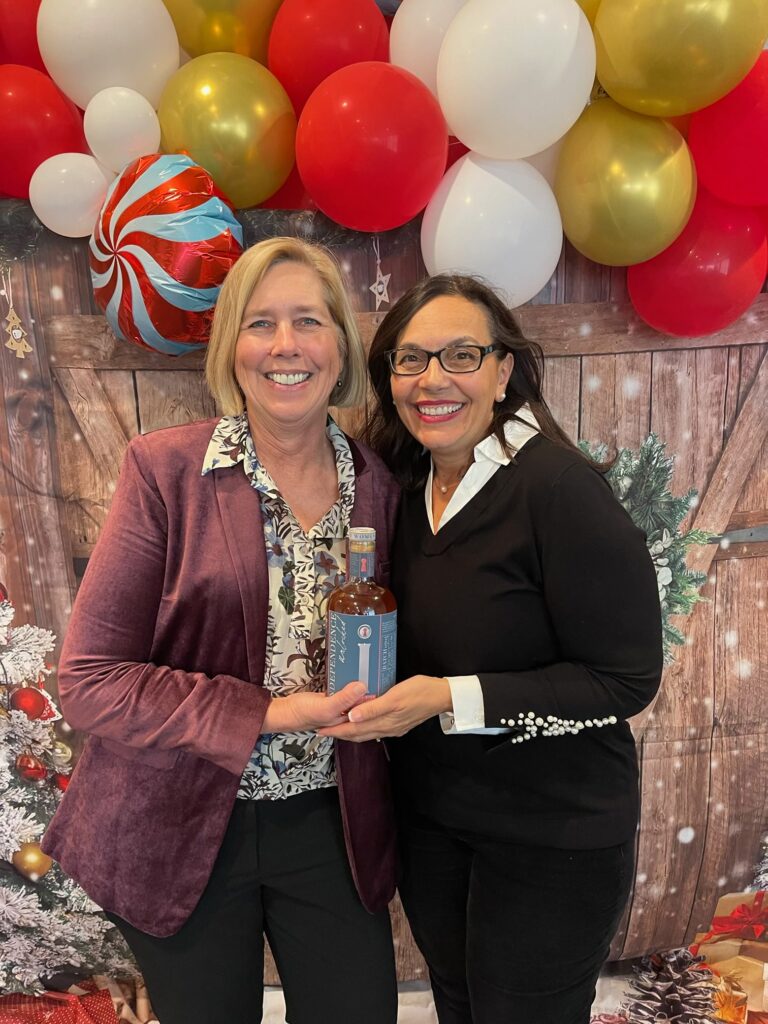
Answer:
[
  {"xmin": 336, "ymin": 378, "xmax": 343, "ymax": 388},
  {"xmin": 498, "ymin": 392, "xmax": 506, "ymax": 402}
]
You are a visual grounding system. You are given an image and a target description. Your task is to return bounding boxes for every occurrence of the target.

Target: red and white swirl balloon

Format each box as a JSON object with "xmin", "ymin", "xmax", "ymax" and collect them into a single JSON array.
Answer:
[{"xmin": 90, "ymin": 153, "xmax": 243, "ymax": 354}]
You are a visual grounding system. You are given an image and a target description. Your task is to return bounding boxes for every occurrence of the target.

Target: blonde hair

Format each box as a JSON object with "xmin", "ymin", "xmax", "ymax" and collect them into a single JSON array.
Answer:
[{"xmin": 205, "ymin": 237, "xmax": 367, "ymax": 415}]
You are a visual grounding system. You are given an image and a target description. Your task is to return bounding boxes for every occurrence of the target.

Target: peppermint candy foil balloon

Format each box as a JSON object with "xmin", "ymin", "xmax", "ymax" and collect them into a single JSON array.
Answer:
[{"xmin": 90, "ymin": 153, "xmax": 243, "ymax": 354}]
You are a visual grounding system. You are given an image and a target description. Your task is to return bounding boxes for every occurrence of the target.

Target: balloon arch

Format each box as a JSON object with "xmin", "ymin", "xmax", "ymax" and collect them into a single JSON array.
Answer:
[{"xmin": 0, "ymin": 0, "xmax": 766, "ymax": 348}]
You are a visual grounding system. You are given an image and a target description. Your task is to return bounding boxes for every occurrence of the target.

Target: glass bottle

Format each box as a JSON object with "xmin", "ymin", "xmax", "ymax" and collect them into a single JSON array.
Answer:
[{"xmin": 327, "ymin": 527, "xmax": 397, "ymax": 697}]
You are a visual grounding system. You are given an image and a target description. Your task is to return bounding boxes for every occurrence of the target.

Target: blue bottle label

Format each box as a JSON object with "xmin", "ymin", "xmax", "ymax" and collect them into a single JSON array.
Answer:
[{"xmin": 327, "ymin": 610, "xmax": 397, "ymax": 697}]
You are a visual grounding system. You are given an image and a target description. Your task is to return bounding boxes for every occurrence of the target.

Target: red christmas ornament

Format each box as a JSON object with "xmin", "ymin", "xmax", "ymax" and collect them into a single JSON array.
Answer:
[
  {"xmin": 52, "ymin": 772, "xmax": 70, "ymax": 792},
  {"xmin": 9, "ymin": 686, "xmax": 47, "ymax": 719},
  {"xmin": 15, "ymin": 752, "xmax": 47, "ymax": 782}
]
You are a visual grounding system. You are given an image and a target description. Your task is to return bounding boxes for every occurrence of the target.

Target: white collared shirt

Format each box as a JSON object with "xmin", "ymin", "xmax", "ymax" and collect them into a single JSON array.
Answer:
[{"xmin": 428, "ymin": 406, "xmax": 540, "ymax": 735}]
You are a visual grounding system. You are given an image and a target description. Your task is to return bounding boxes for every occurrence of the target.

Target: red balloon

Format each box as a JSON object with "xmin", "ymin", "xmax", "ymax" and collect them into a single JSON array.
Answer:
[
  {"xmin": 259, "ymin": 163, "xmax": 317, "ymax": 211},
  {"xmin": 296, "ymin": 62, "xmax": 447, "ymax": 232},
  {"xmin": 268, "ymin": 0, "xmax": 388, "ymax": 114},
  {"xmin": 446, "ymin": 136, "xmax": 470, "ymax": 171},
  {"xmin": 0, "ymin": 65, "xmax": 86, "ymax": 199},
  {"xmin": 0, "ymin": 0, "xmax": 45, "ymax": 71},
  {"xmin": 628, "ymin": 188, "xmax": 767, "ymax": 338},
  {"xmin": 665, "ymin": 114, "xmax": 691, "ymax": 139},
  {"xmin": 689, "ymin": 52, "xmax": 768, "ymax": 207}
]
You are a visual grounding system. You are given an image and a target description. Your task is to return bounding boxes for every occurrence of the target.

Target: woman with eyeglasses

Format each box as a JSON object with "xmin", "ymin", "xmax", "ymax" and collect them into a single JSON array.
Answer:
[{"xmin": 319, "ymin": 275, "xmax": 664, "ymax": 1024}]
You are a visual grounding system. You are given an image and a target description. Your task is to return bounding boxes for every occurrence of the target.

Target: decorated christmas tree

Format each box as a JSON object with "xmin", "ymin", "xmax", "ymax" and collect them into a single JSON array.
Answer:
[
  {"xmin": 581, "ymin": 434, "xmax": 711, "ymax": 662},
  {"xmin": 0, "ymin": 596, "xmax": 135, "ymax": 994}
]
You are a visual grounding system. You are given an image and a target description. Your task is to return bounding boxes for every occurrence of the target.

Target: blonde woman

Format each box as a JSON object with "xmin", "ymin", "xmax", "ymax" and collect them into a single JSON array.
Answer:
[{"xmin": 43, "ymin": 239, "xmax": 399, "ymax": 1024}]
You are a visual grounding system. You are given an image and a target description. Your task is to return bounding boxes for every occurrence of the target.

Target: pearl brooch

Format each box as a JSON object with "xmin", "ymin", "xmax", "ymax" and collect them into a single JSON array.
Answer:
[{"xmin": 502, "ymin": 712, "xmax": 620, "ymax": 742}]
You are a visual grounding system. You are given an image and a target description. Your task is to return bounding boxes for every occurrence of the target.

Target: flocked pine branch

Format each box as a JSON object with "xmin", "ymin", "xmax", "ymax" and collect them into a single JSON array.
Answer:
[
  {"xmin": 580, "ymin": 434, "xmax": 712, "ymax": 662},
  {"xmin": 0, "ymin": 599, "xmax": 136, "ymax": 993}
]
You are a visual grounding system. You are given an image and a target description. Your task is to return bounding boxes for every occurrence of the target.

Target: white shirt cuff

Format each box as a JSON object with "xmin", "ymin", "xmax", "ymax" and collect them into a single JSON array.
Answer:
[{"xmin": 440, "ymin": 676, "xmax": 512, "ymax": 735}]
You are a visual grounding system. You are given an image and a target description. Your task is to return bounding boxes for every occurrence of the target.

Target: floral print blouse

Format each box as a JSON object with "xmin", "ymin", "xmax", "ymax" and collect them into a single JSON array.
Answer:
[{"xmin": 201, "ymin": 413, "xmax": 354, "ymax": 800}]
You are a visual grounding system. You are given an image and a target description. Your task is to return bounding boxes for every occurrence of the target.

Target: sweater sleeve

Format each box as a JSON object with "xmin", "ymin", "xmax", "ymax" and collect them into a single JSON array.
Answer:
[
  {"xmin": 58, "ymin": 437, "xmax": 270, "ymax": 777},
  {"xmin": 478, "ymin": 460, "xmax": 663, "ymax": 734}
]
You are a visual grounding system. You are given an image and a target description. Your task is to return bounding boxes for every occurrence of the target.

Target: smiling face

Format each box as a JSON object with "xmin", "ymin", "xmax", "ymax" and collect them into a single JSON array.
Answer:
[
  {"xmin": 390, "ymin": 295, "xmax": 514, "ymax": 471},
  {"xmin": 234, "ymin": 261, "xmax": 342, "ymax": 439}
]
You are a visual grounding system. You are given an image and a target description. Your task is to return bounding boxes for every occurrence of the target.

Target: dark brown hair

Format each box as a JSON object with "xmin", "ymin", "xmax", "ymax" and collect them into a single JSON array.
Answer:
[{"xmin": 364, "ymin": 273, "xmax": 602, "ymax": 489}]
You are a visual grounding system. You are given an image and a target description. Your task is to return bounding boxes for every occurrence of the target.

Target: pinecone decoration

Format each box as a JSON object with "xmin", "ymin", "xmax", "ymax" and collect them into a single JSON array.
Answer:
[{"xmin": 621, "ymin": 948, "xmax": 717, "ymax": 1024}]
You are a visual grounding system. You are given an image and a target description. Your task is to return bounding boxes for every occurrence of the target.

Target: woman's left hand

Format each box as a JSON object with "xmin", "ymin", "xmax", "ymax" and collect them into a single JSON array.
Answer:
[{"xmin": 316, "ymin": 675, "xmax": 452, "ymax": 742}]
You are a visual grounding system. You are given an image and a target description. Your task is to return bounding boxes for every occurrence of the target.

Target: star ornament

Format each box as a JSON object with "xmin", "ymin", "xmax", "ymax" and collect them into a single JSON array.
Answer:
[{"xmin": 369, "ymin": 264, "xmax": 391, "ymax": 310}]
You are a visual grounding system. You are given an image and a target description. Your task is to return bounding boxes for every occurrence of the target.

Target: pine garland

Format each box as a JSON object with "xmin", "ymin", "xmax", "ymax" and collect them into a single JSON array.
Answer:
[
  {"xmin": 0, "ymin": 599, "xmax": 136, "ymax": 994},
  {"xmin": 580, "ymin": 434, "xmax": 711, "ymax": 662},
  {"xmin": 620, "ymin": 948, "xmax": 717, "ymax": 1024}
]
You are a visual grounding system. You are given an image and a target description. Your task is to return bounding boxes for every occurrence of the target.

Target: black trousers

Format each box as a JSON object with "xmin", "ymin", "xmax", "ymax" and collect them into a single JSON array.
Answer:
[
  {"xmin": 108, "ymin": 789, "xmax": 397, "ymax": 1024},
  {"xmin": 398, "ymin": 811, "xmax": 634, "ymax": 1024}
]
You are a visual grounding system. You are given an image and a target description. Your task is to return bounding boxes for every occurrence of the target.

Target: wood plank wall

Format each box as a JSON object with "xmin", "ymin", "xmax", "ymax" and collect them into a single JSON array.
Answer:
[{"xmin": 0, "ymin": 212, "xmax": 766, "ymax": 974}]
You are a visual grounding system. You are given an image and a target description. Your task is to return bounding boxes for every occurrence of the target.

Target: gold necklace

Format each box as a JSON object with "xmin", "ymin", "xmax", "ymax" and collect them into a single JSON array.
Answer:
[{"xmin": 433, "ymin": 464, "xmax": 472, "ymax": 495}]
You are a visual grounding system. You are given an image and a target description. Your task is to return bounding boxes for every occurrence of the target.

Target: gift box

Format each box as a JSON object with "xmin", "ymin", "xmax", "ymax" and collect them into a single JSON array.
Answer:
[
  {"xmin": 693, "ymin": 935, "xmax": 744, "ymax": 965},
  {"xmin": 711, "ymin": 957, "xmax": 768, "ymax": 1013},
  {"xmin": 742, "ymin": 944, "xmax": 768, "ymax": 966},
  {"xmin": 715, "ymin": 974, "xmax": 749, "ymax": 1024},
  {"xmin": 703, "ymin": 893, "xmax": 768, "ymax": 945},
  {"xmin": 0, "ymin": 987, "xmax": 118, "ymax": 1024},
  {"xmin": 90, "ymin": 976, "xmax": 156, "ymax": 1024}
]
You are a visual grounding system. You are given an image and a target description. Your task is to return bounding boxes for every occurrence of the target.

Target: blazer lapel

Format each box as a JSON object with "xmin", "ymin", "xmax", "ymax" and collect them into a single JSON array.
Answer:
[
  {"xmin": 212, "ymin": 468, "xmax": 268, "ymax": 684},
  {"xmin": 349, "ymin": 440, "xmax": 373, "ymax": 527}
]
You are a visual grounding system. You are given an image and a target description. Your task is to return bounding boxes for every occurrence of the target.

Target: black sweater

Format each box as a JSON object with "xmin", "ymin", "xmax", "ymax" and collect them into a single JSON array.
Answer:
[{"xmin": 389, "ymin": 435, "xmax": 663, "ymax": 849}]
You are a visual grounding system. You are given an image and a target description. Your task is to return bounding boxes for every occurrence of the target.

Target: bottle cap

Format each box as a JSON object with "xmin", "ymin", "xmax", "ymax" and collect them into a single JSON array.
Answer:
[{"xmin": 349, "ymin": 527, "xmax": 376, "ymax": 542}]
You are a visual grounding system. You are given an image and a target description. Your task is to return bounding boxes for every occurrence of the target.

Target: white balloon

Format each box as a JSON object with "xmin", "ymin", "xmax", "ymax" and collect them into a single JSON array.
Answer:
[
  {"xmin": 390, "ymin": 0, "xmax": 467, "ymax": 99},
  {"xmin": 29, "ymin": 153, "xmax": 112, "ymax": 238},
  {"xmin": 524, "ymin": 138, "xmax": 564, "ymax": 187},
  {"xmin": 437, "ymin": 0, "xmax": 595, "ymax": 159},
  {"xmin": 421, "ymin": 155, "xmax": 563, "ymax": 308},
  {"xmin": 85, "ymin": 87, "xmax": 161, "ymax": 173},
  {"xmin": 37, "ymin": 0, "xmax": 179, "ymax": 109}
]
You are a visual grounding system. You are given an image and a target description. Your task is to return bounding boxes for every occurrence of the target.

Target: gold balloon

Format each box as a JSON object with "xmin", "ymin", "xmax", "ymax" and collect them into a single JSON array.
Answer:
[
  {"xmin": 575, "ymin": 0, "xmax": 601, "ymax": 27},
  {"xmin": 595, "ymin": 0, "xmax": 768, "ymax": 116},
  {"xmin": 163, "ymin": 0, "xmax": 284, "ymax": 64},
  {"xmin": 158, "ymin": 52, "xmax": 296, "ymax": 209},
  {"xmin": 12, "ymin": 842, "xmax": 53, "ymax": 880},
  {"xmin": 554, "ymin": 98, "xmax": 696, "ymax": 267}
]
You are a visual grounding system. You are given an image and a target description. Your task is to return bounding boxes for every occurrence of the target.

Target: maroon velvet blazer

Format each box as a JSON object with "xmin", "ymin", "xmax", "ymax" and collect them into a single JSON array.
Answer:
[{"xmin": 42, "ymin": 418, "xmax": 400, "ymax": 937}]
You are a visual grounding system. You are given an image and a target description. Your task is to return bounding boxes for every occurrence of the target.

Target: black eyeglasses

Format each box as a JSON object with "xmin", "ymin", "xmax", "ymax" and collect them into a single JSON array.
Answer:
[{"xmin": 386, "ymin": 343, "xmax": 501, "ymax": 375}]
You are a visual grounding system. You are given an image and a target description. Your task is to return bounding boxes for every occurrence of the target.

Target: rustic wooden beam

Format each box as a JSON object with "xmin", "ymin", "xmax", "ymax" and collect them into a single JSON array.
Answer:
[
  {"xmin": 0, "ymin": 261, "xmax": 76, "ymax": 642},
  {"xmin": 712, "ymin": 540, "xmax": 768, "ymax": 561},
  {"xmin": 726, "ymin": 509, "xmax": 768, "ymax": 532},
  {"xmin": 516, "ymin": 296, "xmax": 768, "ymax": 356},
  {"xmin": 686, "ymin": 349, "xmax": 768, "ymax": 577},
  {"xmin": 46, "ymin": 295, "xmax": 768, "ymax": 367},
  {"xmin": 53, "ymin": 368, "xmax": 130, "ymax": 486}
]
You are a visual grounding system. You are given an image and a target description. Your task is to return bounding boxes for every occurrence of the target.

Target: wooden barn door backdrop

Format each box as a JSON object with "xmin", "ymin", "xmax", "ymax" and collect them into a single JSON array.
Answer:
[{"xmin": 0, "ymin": 218, "xmax": 766, "ymax": 980}]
